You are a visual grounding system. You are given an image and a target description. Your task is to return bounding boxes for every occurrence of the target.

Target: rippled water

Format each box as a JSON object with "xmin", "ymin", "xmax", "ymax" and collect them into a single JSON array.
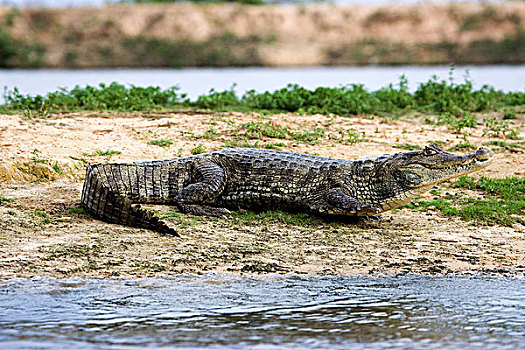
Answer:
[{"xmin": 0, "ymin": 274, "xmax": 523, "ymax": 349}]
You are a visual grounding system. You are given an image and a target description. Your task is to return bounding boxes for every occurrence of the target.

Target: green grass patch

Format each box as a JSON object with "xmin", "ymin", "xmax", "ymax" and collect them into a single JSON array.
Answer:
[
  {"xmin": 148, "ymin": 139, "xmax": 173, "ymax": 147},
  {"xmin": 394, "ymin": 143, "xmax": 421, "ymax": 151},
  {"xmin": 191, "ymin": 143, "xmax": 207, "ymax": 155},
  {"xmin": 405, "ymin": 176, "xmax": 524, "ymax": 226},
  {"xmin": 482, "ymin": 117, "xmax": 521, "ymax": 139},
  {"xmin": 0, "ymin": 197, "xmax": 14, "ymax": 205},
  {"xmin": 234, "ymin": 121, "xmax": 325, "ymax": 145},
  {"xmin": 482, "ymin": 140, "xmax": 525, "ymax": 149},
  {"xmin": 222, "ymin": 139, "xmax": 286, "ymax": 150},
  {"xmin": 96, "ymin": 149, "xmax": 122, "ymax": 157},
  {"xmin": 448, "ymin": 141, "xmax": 477, "ymax": 152},
  {"xmin": 69, "ymin": 206, "xmax": 86, "ymax": 215}
]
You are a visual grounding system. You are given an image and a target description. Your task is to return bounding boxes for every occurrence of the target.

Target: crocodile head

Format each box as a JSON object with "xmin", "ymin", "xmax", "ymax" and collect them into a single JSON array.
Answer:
[{"xmin": 376, "ymin": 145, "xmax": 494, "ymax": 211}]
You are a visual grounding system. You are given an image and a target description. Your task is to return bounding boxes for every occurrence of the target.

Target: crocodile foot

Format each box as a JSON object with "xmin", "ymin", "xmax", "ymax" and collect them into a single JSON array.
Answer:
[
  {"xmin": 357, "ymin": 205, "xmax": 381, "ymax": 216},
  {"xmin": 178, "ymin": 204, "xmax": 231, "ymax": 218}
]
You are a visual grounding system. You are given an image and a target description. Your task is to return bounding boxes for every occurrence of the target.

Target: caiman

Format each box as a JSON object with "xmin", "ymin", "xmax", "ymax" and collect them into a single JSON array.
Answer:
[{"xmin": 81, "ymin": 145, "xmax": 494, "ymax": 237}]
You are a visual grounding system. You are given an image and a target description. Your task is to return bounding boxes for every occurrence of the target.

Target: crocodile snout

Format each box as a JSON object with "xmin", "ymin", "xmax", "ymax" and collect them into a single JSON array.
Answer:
[{"xmin": 474, "ymin": 147, "xmax": 494, "ymax": 161}]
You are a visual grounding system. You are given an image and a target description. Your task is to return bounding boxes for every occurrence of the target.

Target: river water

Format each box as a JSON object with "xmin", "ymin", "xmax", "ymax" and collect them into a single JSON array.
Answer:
[
  {"xmin": 1, "ymin": 65, "xmax": 524, "ymax": 102},
  {"xmin": 0, "ymin": 274, "xmax": 523, "ymax": 349}
]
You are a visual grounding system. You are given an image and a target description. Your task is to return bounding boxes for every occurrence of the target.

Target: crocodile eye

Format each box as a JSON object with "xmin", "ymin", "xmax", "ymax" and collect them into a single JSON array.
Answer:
[
  {"xmin": 423, "ymin": 146, "xmax": 436, "ymax": 156},
  {"xmin": 405, "ymin": 172, "xmax": 421, "ymax": 183}
]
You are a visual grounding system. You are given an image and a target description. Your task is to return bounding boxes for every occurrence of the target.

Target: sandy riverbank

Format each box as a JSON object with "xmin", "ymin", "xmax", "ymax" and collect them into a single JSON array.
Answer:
[{"xmin": 0, "ymin": 110, "xmax": 523, "ymax": 278}]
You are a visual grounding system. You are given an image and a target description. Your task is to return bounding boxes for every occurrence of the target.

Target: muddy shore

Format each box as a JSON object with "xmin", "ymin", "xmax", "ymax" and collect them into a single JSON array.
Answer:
[
  {"xmin": 1, "ymin": 2, "xmax": 525, "ymax": 67},
  {"xmin": 0, "ymin": 110, "xmax": 523, "ymax": 278}
]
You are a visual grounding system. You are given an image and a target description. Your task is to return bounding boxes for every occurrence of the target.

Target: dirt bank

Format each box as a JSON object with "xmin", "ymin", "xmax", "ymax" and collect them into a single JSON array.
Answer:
[
  {"xmin": 1, "ymin": 2, "xmax": 525, "ymax": 67},
  {"xmin": 0, "ymin": 110, "xmax": 523, "ymax": 278}
]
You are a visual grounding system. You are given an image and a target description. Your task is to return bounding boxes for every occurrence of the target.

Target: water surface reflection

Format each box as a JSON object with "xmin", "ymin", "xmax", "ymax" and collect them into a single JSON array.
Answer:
[{"xmin": 0, "ymin": 274, "xmax": 523, "ymax": 349}]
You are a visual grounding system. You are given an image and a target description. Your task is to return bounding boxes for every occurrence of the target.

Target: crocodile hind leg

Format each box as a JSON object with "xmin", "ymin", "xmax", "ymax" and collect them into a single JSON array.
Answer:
[
  {"xmin": 324, "ymin": 188, "xmax": 380, "ymax": 216},
  {"xmin": 174, "ymin": 161, "xmax": 230, "ymax": 217}
]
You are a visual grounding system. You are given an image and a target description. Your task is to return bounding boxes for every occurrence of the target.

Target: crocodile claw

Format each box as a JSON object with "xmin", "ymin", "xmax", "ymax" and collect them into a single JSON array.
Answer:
[
  {"xmin": 178, "ymin": 204, "xmax": 231, "ymax": 218},
  {"xmin": 358, "ymin": 205, "xmax": 381, "ymax": 216}
]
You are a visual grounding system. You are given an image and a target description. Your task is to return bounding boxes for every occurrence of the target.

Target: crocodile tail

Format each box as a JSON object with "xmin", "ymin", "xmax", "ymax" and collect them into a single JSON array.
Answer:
[{"xmin": 81, "ymin": 164, "xmax": 179, "ymax": 237}]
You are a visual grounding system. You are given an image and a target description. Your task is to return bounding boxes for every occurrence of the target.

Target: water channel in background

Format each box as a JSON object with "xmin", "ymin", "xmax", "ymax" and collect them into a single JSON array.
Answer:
[
  {"xmin": 1, "ymin": 65, "xmax": 524, "ymax": 103},
  {"xmin": 0, "ymin": 274, "xmax": 524, "ymax": 349}
]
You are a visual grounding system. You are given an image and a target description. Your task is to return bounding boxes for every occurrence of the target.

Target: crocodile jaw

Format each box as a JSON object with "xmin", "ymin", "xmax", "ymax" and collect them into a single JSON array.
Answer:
[{"xmin": 378, "ymin": 147, "xmax": 494, "ymax": 212}]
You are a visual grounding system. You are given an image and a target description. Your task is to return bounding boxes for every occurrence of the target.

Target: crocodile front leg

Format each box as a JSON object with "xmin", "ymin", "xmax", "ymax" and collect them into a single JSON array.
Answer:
[
  {"xmin": 324, "ymin": 188, "xmax": 380, "ymax": 216},
  {"xmin": 174, "ymin": 161, "xmax": 230, "ymax": 217}
]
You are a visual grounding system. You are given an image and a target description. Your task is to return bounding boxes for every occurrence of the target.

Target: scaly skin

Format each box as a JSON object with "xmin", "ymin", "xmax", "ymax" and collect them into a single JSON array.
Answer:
[{"xmin": 81, "ymin": 146, "xmax": 494, "ymax": 236}]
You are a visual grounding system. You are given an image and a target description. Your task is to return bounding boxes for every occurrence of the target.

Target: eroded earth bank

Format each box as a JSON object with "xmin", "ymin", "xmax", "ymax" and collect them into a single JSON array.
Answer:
[{"xmin": 1, "ymin": 2, "xmax": 525, "ymax": 67}]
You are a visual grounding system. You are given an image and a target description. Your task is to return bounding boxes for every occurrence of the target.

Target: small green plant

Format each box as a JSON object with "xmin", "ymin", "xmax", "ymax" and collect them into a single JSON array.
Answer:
[
  {"xmin": 394, "ymin": 143, "xmax": 421, "ymax": 151},
  {"xmin": 482, "ymin": 140, "xmax": 524, "ymax": 150},
  {"xmin": 69, "ymin": 206, "xmax": 86, "ymax": 215},
  {"xmin": 203, "ymin": 126, "xmax": 220, "ymax": 140},
  {"xmin": 35, "ymin": 208, "xmax": 51, "ymax": 225},
  {"xmin": 436, "ymin": 112, "xmax": 477, "ymax": 133},
  {"xmin": 290, "ymin": 128, "xmax": 324, "ymax": 145},
  {"xmin": 52, "ymin": 161, "xmax": 63, "ymax": 174},
  {"xmin": 483, "ymin": 117, "xmax": 521, "ymax": 139},
  {"xmin": 242, "ymin": 121, "xmax": 288, "ymax": 139},
  {"xmin": 338, "ymin": 128, "xmax": 367, "ymax": 144},
  {"xmin": 0, "ymin": 197, "xmax": 14, "ymax": 205},
  {"xmin": 31, "ymin": 148, "xmax": 46, "ymax": 163},
  {"xmin": 448, "ymin": 137, "xmax": 477, "ymax": 152},
  {"xmin": 429, "ymin": 140, "xmax": 450, "ymax": 148},
  {"xmin": 191, "ymin": 143, "xmax": 207, "ymax": 155},
  {"xmin": 148, "ymin": 139, "xmax": 173, "ymax": 147},
  {"xmin": 96, "ymin": 149, "xmax": 122, "ymax": 157}
]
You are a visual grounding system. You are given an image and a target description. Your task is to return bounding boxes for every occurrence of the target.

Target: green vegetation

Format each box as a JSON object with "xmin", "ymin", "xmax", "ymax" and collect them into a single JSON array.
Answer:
[
  {"xmin": 0, "ymin": 31, "xmax": 44, "ymax": 68},
  {"xmin": 191, "ymin": 143, "xmax": 207, "ymax": 155},
  {"xmin": 0, "ymin": 9, "xmax": 45, "ymax": 68},
  {"xmin": 394, "ymin": 143, "xmax": 421, "ymax": 151},
  {"xmin": 482, "ymin": 140, "xmax": 525, "ymax": 150},
  {"xmin": 428, "ymin": 112, "xmax": 478, "ymax": 133},
  {"xmin": 235, "ymin": 121, "xmax": 325, "ymax": 145},
  {"xmin": 3, "ymin": 73, "xmax": 523, "ymax": 118},
  {"xmin": 39, "ymin": 243, "xmax": 101, "ymax": 259},
  {"xmin": 327, "ymin": 29, "xmax": 525, "ymax": 66},
  {"xmin": 232, "ymin": 210, "xmax": 321, "ymax": 227},
  {"xmin": 2, "ymin": 83, "xmax": 183, "ymax": 112},
  {"xmin": 69, "ymin": 206, "xmax": 87, "ymax": 215},
  {"xmin": 404, "ymin": 176, "xmax": 524, "ymax": 226},
  {"xmin": 148, "ymin": 139, "xmax": 173, "ymax": 147},
  {"xmin": 123, "ymin": 32, "xmax": 266, "ymax": 68},
  {"xmin": 482, "ymin": 118, "xmax": 521, "ymax": 139},
  {"xmin": 448, "ymin": 140, "xmax": 477, "ymax": 152},
  {"xmin": 459, "ymin": 6, "xmax": 521, "ymax": 32},
  {"xmin": 0, "ymin": 29, "xmax": 18, "ymax": 68},
  {"xmin": 34, "ymin": 208, "xmax": 51, "ymax": 225},
  {"xmin": 0, "ymin": 197, "xmax": 14, "ymax": 205},
  {"xmin": 96, "ymin": 149, "xmax": 122, "ymax": 157}
]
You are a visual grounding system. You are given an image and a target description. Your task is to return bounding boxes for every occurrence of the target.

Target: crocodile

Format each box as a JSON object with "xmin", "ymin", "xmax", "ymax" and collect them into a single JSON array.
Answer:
[{"xmin": 81, "ymin": 145, "xmax": 494, "ymax": 237}]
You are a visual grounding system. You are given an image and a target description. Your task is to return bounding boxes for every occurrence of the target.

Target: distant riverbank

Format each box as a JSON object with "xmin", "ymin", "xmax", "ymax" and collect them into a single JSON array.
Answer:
[{"xmin": 1, "ymin": 2, "xmax": 524, "ymax": 68}]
